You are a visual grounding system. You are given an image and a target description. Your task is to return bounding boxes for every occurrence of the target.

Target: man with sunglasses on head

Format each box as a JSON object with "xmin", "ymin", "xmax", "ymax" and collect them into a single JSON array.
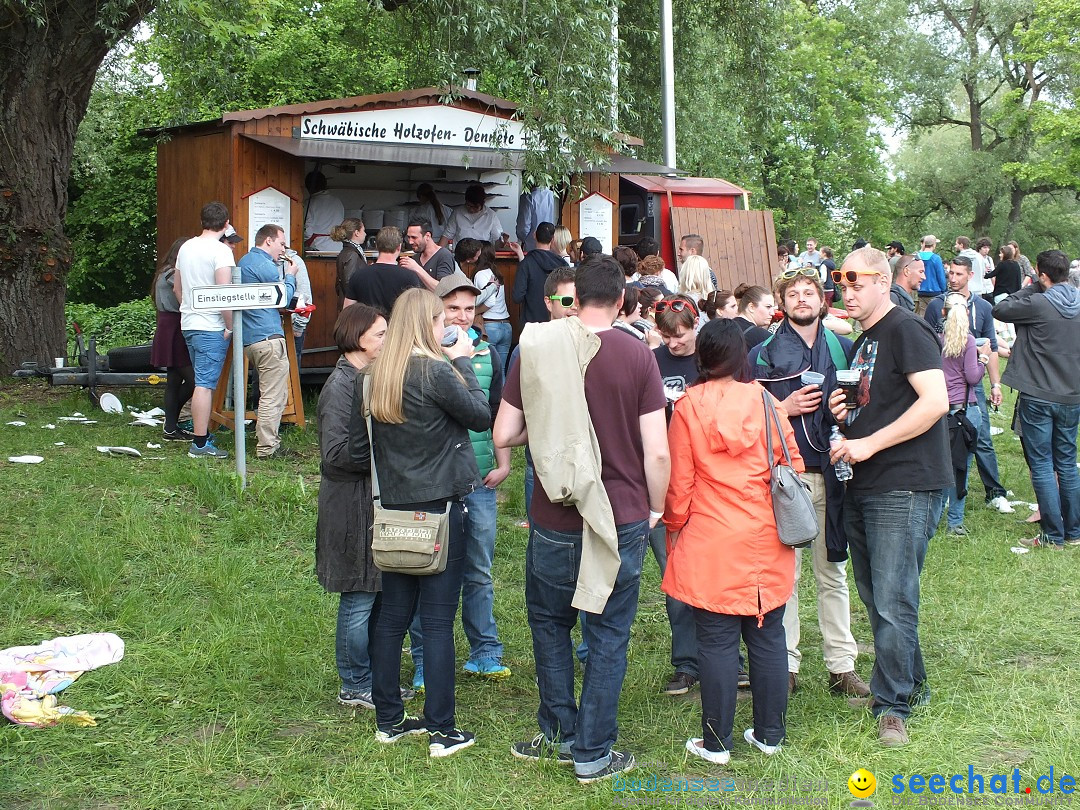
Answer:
[
  {"xmin": 749, "ymin": 267, "xmax": 869, "ymax": 701},
  {"xmin": 889, "ymin": 255, "xmax": 924, "ymax": 312},
  {"xmin": 826, "ymin": 247, "xmax": 950, "ymax": 747},
  {"xmin": 924, "ymin": 255, "xmax": 1013, "ymax": 516},
  {"xmin": 649, "ymin": 295, "xmax": 703, "ymax": 697}
]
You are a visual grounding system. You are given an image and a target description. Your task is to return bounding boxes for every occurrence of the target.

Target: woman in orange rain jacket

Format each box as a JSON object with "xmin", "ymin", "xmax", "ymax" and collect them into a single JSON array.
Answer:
[{"xmin": 662, "ymin": 318, "xmax": 801, "ymax": 766}]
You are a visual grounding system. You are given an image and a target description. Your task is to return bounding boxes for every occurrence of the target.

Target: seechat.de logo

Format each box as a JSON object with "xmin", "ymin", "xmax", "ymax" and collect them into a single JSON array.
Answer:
[{"xmin": 848, "ymin": 768, "xmax": 876, "ymax": 806}]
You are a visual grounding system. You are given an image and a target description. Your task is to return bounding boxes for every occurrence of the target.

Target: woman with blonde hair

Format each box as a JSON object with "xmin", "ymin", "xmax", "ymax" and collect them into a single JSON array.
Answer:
[
  {"xmin": 936, "ymin": 293, "xmax": 985, "ymax": 536},
  {"xmin": 356, "ymin": 287, "xmax": 492, "ymax": 757},
  {"xmin": 330, "ymin": 217, "xmax": 367, "ymax": 297},
  {"xmin": 552, "ymin": 226, "xmax": 573, "ymax": 265},
  {"xmin": 679, "ymin": 255, "xmax": 716, "ymax": 302}
]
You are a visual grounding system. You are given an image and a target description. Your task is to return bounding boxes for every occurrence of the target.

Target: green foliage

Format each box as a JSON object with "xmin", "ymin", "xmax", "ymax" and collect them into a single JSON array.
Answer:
[
  {"xmin": 67, "ymin": 69, "xmax": 159, "ymax": 306},
  {"xmin": 65, "ymin": 298, "xmax": 157, "ymax": 355}
]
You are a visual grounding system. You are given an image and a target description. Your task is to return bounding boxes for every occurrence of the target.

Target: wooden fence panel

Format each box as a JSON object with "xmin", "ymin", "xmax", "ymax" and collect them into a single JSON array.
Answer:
[{"xmin": 670, "ymin": 208, "xmax": 775, "ymax": 291}]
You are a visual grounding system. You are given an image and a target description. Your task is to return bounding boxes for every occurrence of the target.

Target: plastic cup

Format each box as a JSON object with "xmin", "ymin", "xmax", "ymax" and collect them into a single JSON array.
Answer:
[
  {"xmin": 54, "ymin": 357, "xmax": 65, "ymax": 368},
  {"xmin": 800, "ymin": 370, "xmax": 825, "ymax": 388},
  {"xmin": 975, "ymin": 338, "xmax": 989, "ymax": 348},
  {"xmin": 836, "ymin": 369, "xmax": 861, "ymax": 409}
]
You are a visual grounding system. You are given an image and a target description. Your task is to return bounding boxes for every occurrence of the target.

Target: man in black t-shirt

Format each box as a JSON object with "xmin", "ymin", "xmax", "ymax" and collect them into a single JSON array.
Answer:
[
  {"xmin": 401, "ymin": 218, "xmax": 456, "ymax": 291},
  {"xmin": 342, "ymin": 226, "xmax": 423, "ymax": 318},
  {"xmin": 650, "ymin": 296, "xmax": 702, "ymax": 698},
  {"xmin": 827, "ymin": 247, "xmax": 950, "ymax": 748}
]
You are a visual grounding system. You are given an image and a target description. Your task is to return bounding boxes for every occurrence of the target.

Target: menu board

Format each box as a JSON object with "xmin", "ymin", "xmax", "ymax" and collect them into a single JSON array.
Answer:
[
  {"xmin": 577, "ymin": 192, "xmax": 615, "ymax": 254},
  {"xmin": 247, "ymin": 187, "xmax": 292, "ymax": 248}
]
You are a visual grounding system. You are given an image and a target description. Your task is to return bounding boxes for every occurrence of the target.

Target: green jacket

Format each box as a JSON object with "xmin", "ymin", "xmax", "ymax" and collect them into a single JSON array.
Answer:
[{"xmin": 466, "ymin": 331, "xmax": 500, "ymax": 477}]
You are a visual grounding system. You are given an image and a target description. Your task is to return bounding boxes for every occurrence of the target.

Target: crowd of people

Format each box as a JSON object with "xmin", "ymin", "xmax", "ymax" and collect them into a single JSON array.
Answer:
[{"xmin": 157, "ymin": 200, "xmax": 1080, "ymax": 781}]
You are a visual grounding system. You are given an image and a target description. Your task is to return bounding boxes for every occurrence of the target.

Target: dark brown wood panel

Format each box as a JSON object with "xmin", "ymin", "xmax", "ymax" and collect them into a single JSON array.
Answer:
[{"xmin": 670, "ymin": 208, "xmax": 775, "ymax": 292}]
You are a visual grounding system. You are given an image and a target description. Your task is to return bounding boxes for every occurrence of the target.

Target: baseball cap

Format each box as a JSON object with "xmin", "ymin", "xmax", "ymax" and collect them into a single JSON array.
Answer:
[
  {"xmin": 580, "ymin": 236, "xmax": 603, "ymax": 256},
  {"xmin": 221, "ymin": 225, "xmax": 243, "ymax": 244},
  {"xmin": 434, "ymin": 270, "xmax": 481, "ymax": 298}
]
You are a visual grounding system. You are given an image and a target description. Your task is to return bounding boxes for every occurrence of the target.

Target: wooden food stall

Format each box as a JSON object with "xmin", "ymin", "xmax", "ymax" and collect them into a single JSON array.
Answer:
[{"xmin": 148, "ymin": 86, "xmax": 745, "ymax": 379}]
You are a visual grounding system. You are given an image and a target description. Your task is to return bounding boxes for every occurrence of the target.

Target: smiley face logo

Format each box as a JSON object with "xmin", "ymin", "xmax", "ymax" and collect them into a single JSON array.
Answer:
[{"xmin": 848, "ymin": 769, "xmax": 876, "ymax": 799}]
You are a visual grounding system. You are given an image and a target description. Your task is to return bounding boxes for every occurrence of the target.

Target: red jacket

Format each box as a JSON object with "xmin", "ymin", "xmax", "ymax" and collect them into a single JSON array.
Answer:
[{"xmin": 662, "ymin": 379, "xmax": 801, "ymax": 622}]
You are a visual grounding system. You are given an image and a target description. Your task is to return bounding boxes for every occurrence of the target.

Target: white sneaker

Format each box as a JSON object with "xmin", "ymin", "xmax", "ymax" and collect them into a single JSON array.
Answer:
[
  {"xmin": 744, "ymin": 728, "xmax": 782, "ymax": 755},
  {"xmin": 685, "ymin": 737, "xmax": 730, "ymax": 764},
  {"xmin": 989, "ymin": 495, "xmax": 1015, "ymax": 514}
]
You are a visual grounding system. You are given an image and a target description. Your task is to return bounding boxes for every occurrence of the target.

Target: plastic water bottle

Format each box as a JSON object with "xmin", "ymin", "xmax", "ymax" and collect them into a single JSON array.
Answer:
[{"xmin": 830, "ymin": 425, "xmax": 853, "ymax": 482}]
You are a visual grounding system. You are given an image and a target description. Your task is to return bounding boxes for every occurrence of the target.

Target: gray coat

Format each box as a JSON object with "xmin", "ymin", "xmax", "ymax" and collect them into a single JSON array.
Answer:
[{"xmin": 315, "ymin": 358, "xmax": 380, "ymax": 593}]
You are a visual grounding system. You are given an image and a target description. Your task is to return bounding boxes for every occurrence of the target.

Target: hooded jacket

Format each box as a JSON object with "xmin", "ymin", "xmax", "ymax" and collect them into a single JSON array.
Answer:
[
  {"xmin": 917, "ymin": 250, "xmax": 947, "ymax": 296},
  {"xmin": 662, "ymin": 380, "xmax": 799, "ymax": 623},
  {"xmin": 512, "ymin": 248, "xmax": 569, "ymax": 324},
  {"xmin": 994, "ymin": 283, "xmax": 1080, "ymax": 405}
]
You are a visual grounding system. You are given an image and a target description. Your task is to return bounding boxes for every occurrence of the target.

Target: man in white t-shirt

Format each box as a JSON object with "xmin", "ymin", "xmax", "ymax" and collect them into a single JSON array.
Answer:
[
  {"xmin": 303, "ymin": 170, "xmax": 345, "ymax": 254},
  {"xmin": 175, "ymin": 201, "xmax": 237, "ymax": 459},
  {"xmin": 440, "ymin": 183, "xmax": 508, "ymax": 247}
]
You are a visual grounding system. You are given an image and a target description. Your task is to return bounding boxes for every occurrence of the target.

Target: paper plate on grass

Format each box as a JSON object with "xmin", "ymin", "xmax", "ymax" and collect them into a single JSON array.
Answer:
[{"xmin": 100, "ymin": 392, "xmax": 123, "ymax": 413}]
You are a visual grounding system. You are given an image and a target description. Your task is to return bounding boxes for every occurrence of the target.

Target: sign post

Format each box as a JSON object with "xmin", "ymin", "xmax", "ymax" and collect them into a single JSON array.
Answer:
[{"xmin": 191, "ymin": 278, "xmax": 287, "ymax": 489}]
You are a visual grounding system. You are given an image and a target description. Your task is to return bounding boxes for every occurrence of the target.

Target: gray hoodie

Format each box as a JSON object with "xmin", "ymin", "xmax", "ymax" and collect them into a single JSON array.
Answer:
[{"xmin": 994, "ymin": 284, "xmax": 1080, "ymax": 404}]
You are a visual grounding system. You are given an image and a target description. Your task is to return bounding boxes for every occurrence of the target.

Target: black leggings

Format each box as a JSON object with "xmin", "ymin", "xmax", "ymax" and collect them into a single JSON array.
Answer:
[{"xmin": 165, "ymin": 365, "xmax": 195, "ymax": 431}]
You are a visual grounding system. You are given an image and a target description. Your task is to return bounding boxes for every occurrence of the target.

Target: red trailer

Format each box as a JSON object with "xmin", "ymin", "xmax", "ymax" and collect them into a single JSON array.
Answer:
[{"xmin": 617, "ymin": 174, "xmax": 775, "ymax": 290}]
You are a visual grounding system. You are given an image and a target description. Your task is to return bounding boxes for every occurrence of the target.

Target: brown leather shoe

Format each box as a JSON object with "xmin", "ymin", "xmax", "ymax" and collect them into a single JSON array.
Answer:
[
  {"xmin": 828, "ymin": 670, "xmax": 870, "ymax": 698},
  {"xmin": 878, "ymin": 714, "xmax": 909, "ymax": 746},
  {"xmin": 788, "ymin": 672, "xmax": 798, "ymax": 694}
]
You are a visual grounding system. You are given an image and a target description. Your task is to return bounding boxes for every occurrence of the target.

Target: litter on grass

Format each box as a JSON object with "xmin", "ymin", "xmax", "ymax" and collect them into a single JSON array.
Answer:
[
  {"xmin": 41, "ymin": 424, "xmax": 56, "ymax": 429},
  {"xmin": 99, "ymin": 392, "xmax": 123, "ymax": 413},
  {"xmin": 6, "ymin": 421, "xmax": 26, "ymax": 427},
  {"xmin": 1010, "ymin": 547, "xmax": 1031, "ymax": 555},
  {"xmin": 54, "ymin": 442, "xmax": 65, "ymax": 447},
  {"xmin": 8, "ymin": 455, "xmax": 44, "ymax": 464},
  {"xmin": 989, "ymin": 426, "xmax": 1004, "ymax": 436},
  {"xmin": 146, "ymin": 442, "xmax": 161, "ymax": 449},
  {"xmin": 0, "ymin": 632, "xmax": 125, "ymax": 727},
  {"xmin": 95, "ymin": 446, "xmax": 142, "ymax": 458}
]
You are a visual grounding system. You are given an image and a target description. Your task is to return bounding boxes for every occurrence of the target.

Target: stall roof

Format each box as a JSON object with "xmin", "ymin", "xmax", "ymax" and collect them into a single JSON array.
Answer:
[
  {"xmin": 242, "ymin": 134, "xmax": 680, "ymax": 175},
  {"xmin": 224, "ymin": 87, "xmax": 519, "ymax": 123},
  {"xmin": 143, "ymin": 87, "xmax": 644, "ymax": 147},
  {"xmin": 622, "ymin": 174, "xmax": 749, "ymax": 196}
]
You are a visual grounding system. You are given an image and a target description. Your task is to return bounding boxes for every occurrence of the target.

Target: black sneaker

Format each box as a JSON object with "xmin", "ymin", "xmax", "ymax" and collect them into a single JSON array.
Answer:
[
  {"xmin": 428, "ymin": 728, "xmax": 475, "ymax": 758},
  {"xmin": 576, "ymin": 750, "xmax": 635, "ymax": 784},
  {"xmin": 663, "ymin": 671, "xmax": 697, "ymax": 696},
  {"xmin": 374, "ymin": 715, "xmax": 427, "ymax": 744},
  {"xmin": 162, "ymin": 427, "xmax": 196, "ymax": 442},
  {"xmin": 511, "ymin": 733, "xmax": 574, "ymax": 766},
  {"xmin": 737, "ymin": 669, "xmax": 751, "ymax": 689}
]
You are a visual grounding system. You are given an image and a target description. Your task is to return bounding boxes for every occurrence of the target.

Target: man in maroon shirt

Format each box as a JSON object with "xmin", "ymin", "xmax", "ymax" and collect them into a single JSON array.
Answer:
[{"xmin": 494, "ymin": 255, "xmax": 670, "ymax": 783}]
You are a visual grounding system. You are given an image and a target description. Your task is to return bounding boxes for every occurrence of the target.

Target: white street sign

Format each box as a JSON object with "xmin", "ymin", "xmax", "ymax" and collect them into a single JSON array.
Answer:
[{"xmin": 191, "ymin": 283, "xmax": 286, "ymax": 311}]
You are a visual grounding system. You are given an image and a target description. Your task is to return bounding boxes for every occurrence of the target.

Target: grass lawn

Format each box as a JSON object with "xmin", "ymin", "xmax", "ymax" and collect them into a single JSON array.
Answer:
[{"xmin": 2, "ymin": 380, "xmax": 1078, "ymax": 809}]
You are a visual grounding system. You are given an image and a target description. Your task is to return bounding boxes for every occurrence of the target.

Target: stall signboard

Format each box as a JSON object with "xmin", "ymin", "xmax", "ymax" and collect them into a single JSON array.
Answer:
[
  {"xmin": 246, "ymin": 187, "xmax": 292, "ymax": 248},
  {"xmin": 577, "ymin": 192, "xmax": 615, "ymax": 254},
  {"xmin": 299, "ymin": 106, "xmax": 528, "ymax": 151}
]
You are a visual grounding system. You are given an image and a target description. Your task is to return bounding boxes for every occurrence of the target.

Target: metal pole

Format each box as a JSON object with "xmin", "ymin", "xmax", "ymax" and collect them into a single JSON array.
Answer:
[
  {"xmin": 660, "ymin": 0, "xmax": 677, "ymax": 171},
  {"xmin": 230, "ymin": 266, "xmax": 247, "ymax": 489}
]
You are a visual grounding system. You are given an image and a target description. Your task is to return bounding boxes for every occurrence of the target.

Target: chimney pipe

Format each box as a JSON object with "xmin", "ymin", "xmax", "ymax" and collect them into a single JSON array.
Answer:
[{"xmin": 463, "ymin": 68, "xmax": 480, "ymax": 92}]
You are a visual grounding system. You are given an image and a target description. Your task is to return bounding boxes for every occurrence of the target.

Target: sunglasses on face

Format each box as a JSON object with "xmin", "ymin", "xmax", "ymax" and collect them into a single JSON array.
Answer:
[
  {"xmin": 831, "ymin": 269, "xmax": 881, "ymax": 284},
  {"xmin": 654, "ymin": 299, "xmax": 699, "ymax": 316},
  {"xmin": 548, "ymin": 295, "xmax": 575, "ymax": 307},
  {"xmin": 779, "ymin": 266, "xmax": 819, "ymax": 280}
]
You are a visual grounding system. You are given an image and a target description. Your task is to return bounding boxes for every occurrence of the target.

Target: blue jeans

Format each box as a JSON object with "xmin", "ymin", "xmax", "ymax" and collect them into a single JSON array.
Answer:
[
  {"xmin": 1017, "ymin": 395, "xmax": 1080, "ymax": 545},
  {"xmin": 484, "ymin": 321, "xmax": 512, "ymax": 375},
  {"xmin": 845, "ymin": 489, "xmax": 941, "ymax": 719},
  {"xmin": 336, "ymin": 590, "xmax": 378, "ymax": 691},
  {"xmin": 182, "ymin": 329, "xmax": 229, "ymax": 389},
  {"xmin": 371, "ymin": 500, "xmax": 466, "ymax": 733},
  {"xmin": 461, "ymin": 486, "xmax": 503, "ymax": 660},
  {"xmin": 526, "ymin": 519, "xmax": 649, "ymax": 775},
  {"xmin": 940, "ymin": 404, "xmax": 982, "ymax": 530},
  {"xmin": 648, "ymin": 523, "xmax": 698, "ymax": 677},
  {"xmin": 972, "ymin": 383, "xmax": 1006, "ymax": 501}
]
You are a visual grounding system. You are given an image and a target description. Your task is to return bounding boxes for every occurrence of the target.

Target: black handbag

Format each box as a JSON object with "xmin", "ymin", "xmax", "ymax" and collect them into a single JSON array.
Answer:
[
  {"xmin": 948, "ymin": 385, "xmax": 979, "ymax": 500},
  {"xmin": 763, "ymin": 390, "xmax": 818, "ymax": 548}
]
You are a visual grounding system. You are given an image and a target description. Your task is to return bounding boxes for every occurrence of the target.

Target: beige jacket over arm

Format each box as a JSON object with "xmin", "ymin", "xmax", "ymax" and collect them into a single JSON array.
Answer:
[{"xmin": 518, "ymin": 318, "xmax": 619, "ymax": 613}]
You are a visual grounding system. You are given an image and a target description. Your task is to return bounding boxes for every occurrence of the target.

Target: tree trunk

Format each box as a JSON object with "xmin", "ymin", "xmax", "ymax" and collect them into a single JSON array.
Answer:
[
  {"xmin": 1003, "ymin": 183, "xmax": 1025, "ymax": 242},
  {"xmin": 0, "ymin": 1, "xmax": 146, "ymax": 374}
]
